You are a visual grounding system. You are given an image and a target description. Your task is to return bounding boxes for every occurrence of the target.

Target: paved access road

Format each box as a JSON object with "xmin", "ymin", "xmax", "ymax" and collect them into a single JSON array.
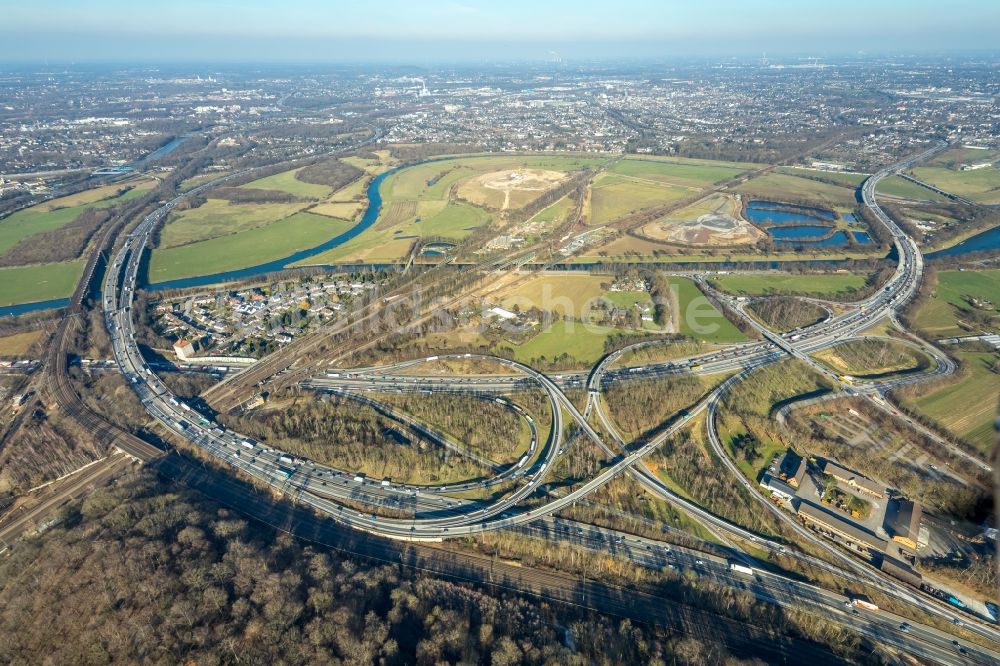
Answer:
[{"xmin": 100, "ymin": 139, "xmax": 998, "ymax": 661}]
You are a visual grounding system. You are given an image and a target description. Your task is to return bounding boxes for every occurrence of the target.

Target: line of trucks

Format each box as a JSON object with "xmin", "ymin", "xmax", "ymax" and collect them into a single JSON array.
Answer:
[{"xmin": 726, "ymin": 562, "xmax": 884, "ymax": 614}]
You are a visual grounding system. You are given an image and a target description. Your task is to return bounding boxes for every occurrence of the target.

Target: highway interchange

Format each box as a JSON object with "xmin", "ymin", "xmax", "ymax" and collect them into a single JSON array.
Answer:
[{"xmin": 99, "ymin": 141, "xmax": 999, "ymax": 663}]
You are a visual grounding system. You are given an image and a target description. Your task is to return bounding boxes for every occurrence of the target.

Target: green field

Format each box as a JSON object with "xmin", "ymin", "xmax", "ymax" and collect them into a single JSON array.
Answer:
[
  {"xmin": 148, "ymin": 212, "xmax": 353, "ymax": 283},
  {"xmin": 386, "ymin": 164, "xmax": 476, "ymax": 201},
  {"xmin": 295, "ymin": 233, "xmax": 413, "ymax": 265},
  {"xmin": 928, "ymin": 146, "xmax": 1000, "ymax": 168},
  {"xmin": 876, "ymin": 175, "xmax": 947, "ymax": 202},
  {"xmin": 0, "ymin": 180, "xmax": 155, "ymax": 255},
  {"xmin": 589, "ymin": 174, "xmax": 689, "ymax": 225},
  {"xmin": 530, "ymin": 195, "xmax": 575, "ymax": 225},
  {"xmin": 908, "ymin": 351, "xmax": 1000, "ymax": 453},
  {"xmin": 179, "ymin": 172, "xmax": 228, "ymax": 192},
  {"xmin": 669, "ymin": 277, "xmax": 747, "ymax": 343},
  {"xmin": 0, "ymin": 260, "xmax": 85, "ymax": 306},
  {"xmin": 298, "ymin": 201, "xmax": 489, "ymax": 265},
  {"xmin": 341, "ymin": 156, "xmax": 383, "ymax": 173},
  {"xmin": 624, "ymin": 155, "xmax": 760, "ymax": 170},
  {"xmin": 499, "ymin": 274, "xmax": 608, "ymax": 318},
  {"xmin": 158, "ymin": 200, "xmax": 307, "ymax": 247},
  {"xmin": 497, "ymin": 273, "xmax": 657, "ymax": 323},
  {"xmin": 511, "ymin": 320, "xmax": 626, "ymax": 365},
  {"xmin": 0, "ymin": 206, "xmax": 88, "ymax": 256},
  {"xmin": 416, "ymin": 202, "xmax": 490, "ymax": 238},
  {"xmin": 910, "ymin": 166, "xmax": 1000, "ymax": 204},
  {"xmin": 914, "ymin": 269, "xmax": 1000, "ymax": 336},
  {"xmin": 733, "ymin": 172, "xmax": 858, "ymax": 209},
  {"xmin": 603, "ymin": 290, "xmax": 653, "ymax": 308},
  {"xmin": 329, "ymin": 175, "xmax": 370, "ymax": 202},
  {"xmin": 775, "ymin": 168, "xmax": 868, "ymax": 190},
  {"xmin": 709, "ymin": 272, "xmax": 869, "ymax": 298},
  {"xmin": 384, "ymin": 155, "xmax": 603, "ymax": 202},
  {"xmin": 609, "ymin": 159, "xmax": 747, "ymax": 188},
  {"xmin": 931, "ymin": 269, "xmax": 1000, "ymax": 309},
  {"xmin": 298, "ymin": 154, "xmax": 605, "ymax": 264},
  {"xmin": 240, "ymin": 168, "xmax": 333, "ymax": 199}
]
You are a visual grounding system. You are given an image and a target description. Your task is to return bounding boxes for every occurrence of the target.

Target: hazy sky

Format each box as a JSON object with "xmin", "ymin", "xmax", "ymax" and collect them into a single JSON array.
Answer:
[{"xmin": 2, "ymin": 0, "xmax": 998, "ymax": 63}]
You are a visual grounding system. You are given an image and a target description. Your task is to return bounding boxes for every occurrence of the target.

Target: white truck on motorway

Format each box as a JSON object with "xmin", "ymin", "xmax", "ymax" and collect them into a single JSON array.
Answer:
[
  {"xmin": 729, "ymin": 563, "xmax": 754, "ymax": 576},
  {"xmin": 849, "ymin": 597, "xmax": 879, "ymax": 612}
]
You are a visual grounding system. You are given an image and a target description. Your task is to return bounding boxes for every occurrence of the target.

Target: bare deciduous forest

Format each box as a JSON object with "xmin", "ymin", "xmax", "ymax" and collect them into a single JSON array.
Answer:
[{"xmin": 0, "ymin": 470, "xmax": 774, "ymax": 666}]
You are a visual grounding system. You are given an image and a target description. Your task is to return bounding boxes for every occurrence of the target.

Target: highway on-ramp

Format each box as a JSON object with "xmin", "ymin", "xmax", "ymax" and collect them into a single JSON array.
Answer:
[{"xmin": 97, "ymin": 139, "xmax": 998, "ymax": 660}]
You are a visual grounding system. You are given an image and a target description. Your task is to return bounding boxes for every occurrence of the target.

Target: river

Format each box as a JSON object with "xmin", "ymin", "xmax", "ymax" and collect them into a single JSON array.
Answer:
[
  {"xmin": 925, "ymin": 225, "xmax": 1000, "ymax": 260},
  {"xmin": 3, "ymin": 164, "xmax": 998, "ymax": 316},
  {"xmin": 146, "ymin": 166, "xmax": 397, "ymax": 292}
]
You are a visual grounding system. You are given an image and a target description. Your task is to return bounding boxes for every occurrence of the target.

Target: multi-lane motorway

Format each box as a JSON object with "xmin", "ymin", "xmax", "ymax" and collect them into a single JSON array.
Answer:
[{"xmin": 98, "ymin": 141, "xmax": 999, "ymax": 662}]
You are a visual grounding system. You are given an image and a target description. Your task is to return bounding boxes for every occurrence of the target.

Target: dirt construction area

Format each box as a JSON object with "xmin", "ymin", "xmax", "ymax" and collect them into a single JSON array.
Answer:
[
  {"xmin": 638, "ymin": 193, "xmax": 765, "ymax": 246},
  {"xmin": 456, "ymin": 169, "xmax": 568, "ymax": 211}
]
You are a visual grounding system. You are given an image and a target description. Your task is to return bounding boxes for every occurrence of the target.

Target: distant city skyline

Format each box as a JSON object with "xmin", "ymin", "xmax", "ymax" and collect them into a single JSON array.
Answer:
[{"xmin": 2, "ymin": 0, "xmax": 999, "ymax": 63}]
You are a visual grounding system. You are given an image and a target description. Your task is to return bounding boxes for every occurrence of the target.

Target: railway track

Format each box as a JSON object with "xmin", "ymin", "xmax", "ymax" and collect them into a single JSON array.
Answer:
[
  {"xmin": 44, "ymin": 317, "xmax": 162, "ymax": 462},
  {"xmin": 0, "ymin": 454, "xmax": 133, "ymax": 547},
  {"xmin": 200, "ymin": 260, "xmax": 502, "ymax": 411},
  {"xmin": 87, "ymin": 136, "xmax": 999, "ymax": 658},
  {"xmin": 153, "ymin": 449, "xmax": 848, "ymax": 665},
  {"xmin": 201, "ymin": 131, "xmax": 867, "ymax": 414},
  {"xmin": 40, "ymin": 198, "xmax": 166, "ymax": 463}
]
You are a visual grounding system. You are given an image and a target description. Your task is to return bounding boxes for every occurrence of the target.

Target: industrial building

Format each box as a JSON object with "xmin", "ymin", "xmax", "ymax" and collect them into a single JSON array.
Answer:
[
  {"xmin": 820, "ymin": 460, "xmax": 885, "ymax": 498},
  {"xmin": 759, "ymin": 474, "xmax": 796, "ymax": 501},
  {"xmin": 796, "ymin": 501, "xmax": 888, "ymax": 557},
  {"xmin": 884, "ymin": 499, "xmax": 925, "ymax": 552}
]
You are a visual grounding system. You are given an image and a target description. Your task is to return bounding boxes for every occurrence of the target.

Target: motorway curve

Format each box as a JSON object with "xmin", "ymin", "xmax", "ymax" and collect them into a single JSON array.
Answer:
[{"xmin": 98, "ymin": 141, "xmax": 999, "ymax": 662}]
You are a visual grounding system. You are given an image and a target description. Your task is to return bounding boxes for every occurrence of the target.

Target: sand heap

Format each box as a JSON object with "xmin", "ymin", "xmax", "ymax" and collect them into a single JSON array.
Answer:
[{"xmin": 456, "ymin": 169, "xmax": 568, "ymax": 211}]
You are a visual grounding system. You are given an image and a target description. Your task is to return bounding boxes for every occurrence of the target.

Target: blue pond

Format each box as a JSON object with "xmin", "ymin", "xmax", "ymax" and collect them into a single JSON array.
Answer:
[
  {"xmin": 769, "ymin": 225, "xmax": 832, "ymax": 240},
  {"xmin": 745, "ymin": 200, "xmax": 836, "ymax": 225},
  {"xmin": 746, "ymin": 200, "xmax": 860, "ymax": 247}
]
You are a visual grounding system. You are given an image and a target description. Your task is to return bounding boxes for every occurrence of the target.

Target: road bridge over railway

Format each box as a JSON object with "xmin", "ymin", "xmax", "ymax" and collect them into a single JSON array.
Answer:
[{"xmin": 91, "ymin": 138, "xmax": 999, "ymax": 660}]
